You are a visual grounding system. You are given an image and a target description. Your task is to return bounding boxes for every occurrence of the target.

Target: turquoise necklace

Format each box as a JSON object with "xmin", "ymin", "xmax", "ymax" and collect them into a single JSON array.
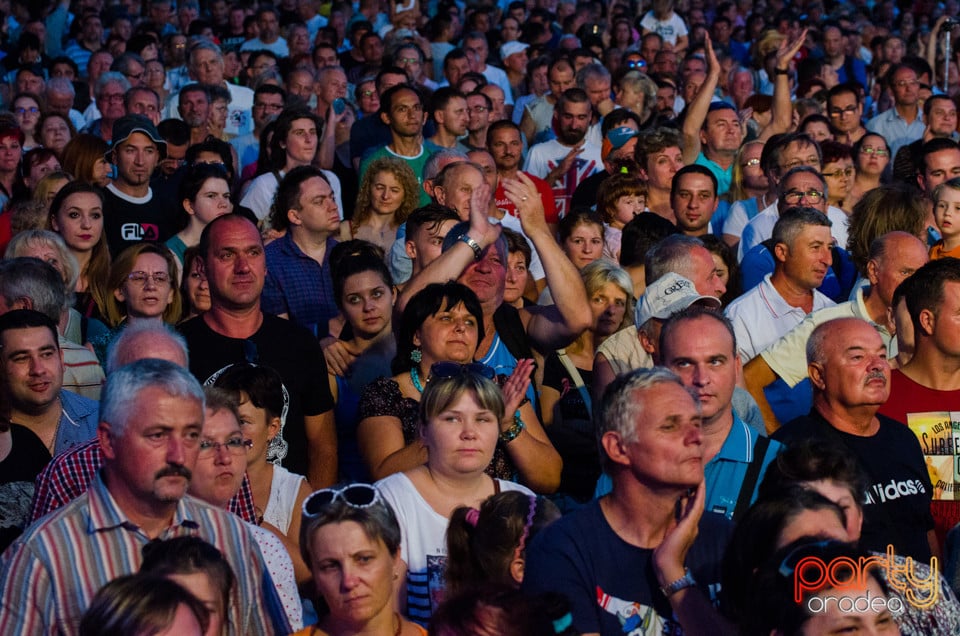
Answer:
[{"xmin": 410, "ymin": 366, "xmax": 425, "ymax": 393}]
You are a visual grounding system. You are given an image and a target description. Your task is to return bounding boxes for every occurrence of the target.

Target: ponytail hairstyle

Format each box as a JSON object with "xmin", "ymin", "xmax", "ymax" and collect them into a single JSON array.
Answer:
[{"xmin": 445, "ymin": 491, "xmax": 560, "ymax": 596}]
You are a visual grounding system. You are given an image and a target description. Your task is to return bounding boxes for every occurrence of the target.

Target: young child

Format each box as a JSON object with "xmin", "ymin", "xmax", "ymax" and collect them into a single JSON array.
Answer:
[
  {"xmin": 930, "ymin": 177, "xmax": 960, "ymax": 259},
  {"xmin": 596, "ymin": 172, "xmax": 648, "ymax": 261}
]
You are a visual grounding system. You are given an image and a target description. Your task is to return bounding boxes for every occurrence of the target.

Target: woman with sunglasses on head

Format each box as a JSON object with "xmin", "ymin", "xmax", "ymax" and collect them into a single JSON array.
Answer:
[
  {"xmin": 847, "ymin": 133, "xmax": 891, "ymax": 210},
  {"xmin": 375, "ymin": 364, "xmax": 535, "ymax": 625},
  {"xmin": 357, "ymin": 282, "xmax": 558, "ymax": 492},
  {"xmin": 295, "ymin": 484, "xmax": 427, "ymax": 636}
]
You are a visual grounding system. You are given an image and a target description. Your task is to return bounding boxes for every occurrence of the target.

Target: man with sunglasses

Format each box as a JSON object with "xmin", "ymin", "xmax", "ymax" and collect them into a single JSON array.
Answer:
[{"xmin": 0, "ymin": 359, "xmax": 292, "ymax": 635}]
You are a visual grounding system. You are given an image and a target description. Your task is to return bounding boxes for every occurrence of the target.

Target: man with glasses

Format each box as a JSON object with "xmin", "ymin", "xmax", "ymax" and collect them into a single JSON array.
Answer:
[
  {"xmin": 81, "ymin": 72, "xmax": 130, "ymax": 143},
  {"xmin": 110, "ymin": 52, "xmax": 146, "ymax": 89},
  {"xmin": 739, "ymin": 135, "xmax": 849, "ymax": 259},
  {"xmin": 102, "ymin": 115, "xmax": 174, "ymax": 256},
  {"xmin": 232, "ymin": 84, "xmax": 286, "ymax": 174},
  {"xmin": 0, "ymin": 358, "xmax": 292, "ymax": 634},
  {"xmin": 826, "ymin": 83, "xmax": 867, "ymax": 145},
  {"xmin": 867, "ymin": 63, "xmax": 925, "ymax": 157}
]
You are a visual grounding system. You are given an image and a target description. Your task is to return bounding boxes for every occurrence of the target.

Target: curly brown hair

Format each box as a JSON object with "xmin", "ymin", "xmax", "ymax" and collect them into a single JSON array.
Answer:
[{"xmin": 353, "ymin": 157, "xmax": 420, "ymax": 231}]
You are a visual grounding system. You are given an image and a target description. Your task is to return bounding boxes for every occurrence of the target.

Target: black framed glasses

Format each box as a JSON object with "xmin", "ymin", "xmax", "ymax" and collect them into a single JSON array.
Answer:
[
  {"xmin": 822, "ymin": 167, "xmax": 854, "ymax": 179},
  {"xmin": 429, "ymin": 361, "xmax": 496, "ymax": 381},
  {"xmin": 303, "ymin": 483, "xmax": 382, "ymax": 518}
]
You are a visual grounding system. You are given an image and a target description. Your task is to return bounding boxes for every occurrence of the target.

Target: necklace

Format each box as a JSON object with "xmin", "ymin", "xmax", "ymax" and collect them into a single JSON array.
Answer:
[{"xmin": 410, "ymin": 366, "xmax": 425, "ymax": 393}]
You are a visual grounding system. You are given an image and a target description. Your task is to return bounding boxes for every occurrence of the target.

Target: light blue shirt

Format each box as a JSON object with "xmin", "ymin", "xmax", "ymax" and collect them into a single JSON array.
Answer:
[{"xmin": 866, "ymin": 107, "xmax": 924, "ymax": 158}]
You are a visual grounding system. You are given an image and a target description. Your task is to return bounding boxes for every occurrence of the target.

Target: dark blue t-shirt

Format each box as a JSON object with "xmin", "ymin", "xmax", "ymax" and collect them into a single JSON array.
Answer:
[{"xmin": 522, "ymin": 499, "xmax": 732, "ymax": 635}]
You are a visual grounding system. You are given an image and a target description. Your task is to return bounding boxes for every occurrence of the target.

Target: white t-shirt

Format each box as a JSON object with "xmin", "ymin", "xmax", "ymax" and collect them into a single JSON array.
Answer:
[
  {"xmin": 263, "ymin": 464, "xmax": 306, "ymax": 535},
  {"xmin": 523, "ymin": 138, "xmax": 603, "ymax": 219},
  {"xmin": 376, "ymin": 471, "xmax": 532, "ymax": 625},
  {"xmin": 639, "ymin": 11, "xmax": 688, "ymax": 46}
]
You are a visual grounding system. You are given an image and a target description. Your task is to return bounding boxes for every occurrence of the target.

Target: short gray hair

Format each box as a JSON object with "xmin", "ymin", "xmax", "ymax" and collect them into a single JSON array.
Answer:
[
  {"xmin": 105, "ymin": 321, "xmax": 190, "ymax": 374},
  {"xmin": 189, "ymin": 39, "xmax": 224, "ymax": 67},
  {"xmin": 95, "ymin": 72, "xmax": 131, "ymax": 99},
  {"xmin": 46, "ymin": 76, "xmax": 76, "ymax": 97},
  {"xmin": 0, "ymin": 256, "xmax": 66, "ymax": 321},
  {"xmin": 644, "ymin": 234, "xmax": 705, "ymax": 285},
  {"xmin": 424, "ymin": 149, "xmax": 468, "ymax": 181},
  {"xmin": 596, "ymin": 367, "xmax": 692, "ymax": 470},
  {"xmin": 576, "ymin": 62, "xmax": 611, "ymax": 87},
  {"xmin": 101, "ymin": 359, "xmax": 205, "ymax": 437},
  {"xmin": 4, "ymin": 230, "xmax": 79, "ymax": 302},
  {"xmin": 771, "ymin": 206, "xmax": 832, "ymax": 249}
]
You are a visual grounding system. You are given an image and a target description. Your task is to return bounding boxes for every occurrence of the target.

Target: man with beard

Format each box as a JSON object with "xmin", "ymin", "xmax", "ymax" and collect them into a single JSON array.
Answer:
[
  {"xmin": 523, "ymin": 87, "xmax": 602, "ymax": 218},
  {"xmin": 426, "ymin": 87, "xmax": 469, "ymax": 149},
  {"xmin": 488, "ymin": 120, "xmax": 558, "ymax": 232},
  {"xmin": 101, "ymin": 115, "xmax": 175, "ymax": 257},
  {"xmin": 772, "ymin": 317, "xmax": 935, "ymax": 562},
  {"xmin": 177, "ymin": 83, "xmax": 211, "ymax": 146}
]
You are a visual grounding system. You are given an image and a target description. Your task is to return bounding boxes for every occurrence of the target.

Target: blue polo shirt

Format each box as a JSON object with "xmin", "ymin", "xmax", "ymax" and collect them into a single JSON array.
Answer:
[
  {"xmin": 694, "ymin": 151, "xmax": 733, "ymax": 196},
  {"xmin": 594, "ymin": 414, "xmax": 781, "ymax": 519},
  {"xmin": 262, "ymin": 233, "xmax": 338, "ymax": 338}
]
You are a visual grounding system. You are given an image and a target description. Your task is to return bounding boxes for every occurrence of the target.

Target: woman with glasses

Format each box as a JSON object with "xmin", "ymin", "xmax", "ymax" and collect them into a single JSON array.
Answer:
[
  {"xmin": 48, "ymin": 182, "xmax": 112, "ymax": 321},
  {"xmin": 91, "ymin": 243, "xmax": 181, "ymax": 361},
  {"xmin": 375, "ymin": 364, "xmax": 535, "ymax": 625},
  {"xmin": 165, "ymin": 163, "xmax": 234, "ymax": 275},
  {"xmin": 12, "ymin": 92, "xmax": 42, "ymax": 151},
  {"xmin": 820, "ymin": 140, "xmax": 856, "ymax": 214},
  {"xmin": 847, "ymin": 133, "xmax": 891, "ymax": 209},
  {"xmin": 295, "ymin": 484, "xmax": 427, "ymax": 636},
  {"xmin": 357, "ymin": 282, "xmax": 558, "ymax": 491}
]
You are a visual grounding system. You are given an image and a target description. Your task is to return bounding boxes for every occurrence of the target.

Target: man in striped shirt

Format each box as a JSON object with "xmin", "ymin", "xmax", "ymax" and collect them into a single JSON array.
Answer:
[{"xmin": 0, "ymin": 359, "xmax": 290, "ymax": 635}]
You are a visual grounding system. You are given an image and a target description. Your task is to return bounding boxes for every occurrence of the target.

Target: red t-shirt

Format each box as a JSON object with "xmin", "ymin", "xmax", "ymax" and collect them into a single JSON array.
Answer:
[
  {"xmin": 494, "ymin": 171, "xmax": 559, "ymax": 224},
  {"xmin": 879, "ymin": 368, "xmax": 960, "ymax": 544}
]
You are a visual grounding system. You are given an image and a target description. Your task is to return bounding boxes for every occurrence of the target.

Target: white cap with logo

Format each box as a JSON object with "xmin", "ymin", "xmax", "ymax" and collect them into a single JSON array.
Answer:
[{"xmin": 634, "ymin": 273, "xmax": 722, "ymax": 327}]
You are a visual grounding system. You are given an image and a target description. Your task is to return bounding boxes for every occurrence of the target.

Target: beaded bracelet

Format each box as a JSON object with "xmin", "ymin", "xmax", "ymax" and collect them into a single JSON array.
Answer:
[{"xmin": 499, "ymin": 410, "xmax": 525, "ymax": 444}]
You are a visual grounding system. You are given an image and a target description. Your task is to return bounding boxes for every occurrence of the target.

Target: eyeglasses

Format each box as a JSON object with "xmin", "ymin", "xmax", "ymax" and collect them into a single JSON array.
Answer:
[
  {"xmin": 198, "ymin": 436, "xmax": 252, "ymax": 458},
  {"xmin": 828, "ymin": 104, "xmax": 858, "ymax": 117},
  {"xmin": 359, "ymin": 89, "xmax": 376, "ymax": 98},
  {"xmin": 14, "ymin": 106, "xmax": 38, "ymax": 115},
  {"xmin": 777, "ymin": 539, "xmax": 845, "ymax": 578},
  {"xmin": 783, "ymin": 189, "xmax": 825, "ymax": 204},
  {"xmin": 626, "ymin": 60, "xmax": 647, "ymax": 69},
  {"xmin": 124, "ymin": 71, "xmax": 144, "ymax": 81},
  {"xmin": 398, "ymin": 57, "xmax": 420, "ymax": 64},
  {"xmin": 468, "ymin": 105, "xmax": 488, "ymax": 113},
  {"xmin": 127, "ymin": 271, "xmax": 170, "ymax": 286},
  {"xmin": 894, "ymin": 79, "xmax": 920, "ymax": 88},
  {"xmin": 741, "ymin": 158, "xmax": 761, "ymax": 168},
  {"xmin": 102, "ymin": 94, "xmax": 125, "ymax": 103},
  {"xmin": 859, "ymin": 146, "xmax": 889, "ymax": 157},
  {"xmin": 303, "ymin": 483, "xmax": 382, "ymax": 518},
  {"xmin": 428, "ymin": 361, "xmax": 497, "ymax": 381},
  {"xmin": 822, "ymin": 167, "xmax": 854, "ymax": 178}
]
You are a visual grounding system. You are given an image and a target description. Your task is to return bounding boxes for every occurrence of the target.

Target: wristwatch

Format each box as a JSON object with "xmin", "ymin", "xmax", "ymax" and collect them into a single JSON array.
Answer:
[
  {"xmin": 773, "ymin": 68, "xmax": 791, "ymax": 75},
  {"xmin": 458, "ymin": 234, "xmax": 482, "ymax": 260},
  {"xmin": 659, "ymin": 569, "xmax": 697, "ymax": 597}
]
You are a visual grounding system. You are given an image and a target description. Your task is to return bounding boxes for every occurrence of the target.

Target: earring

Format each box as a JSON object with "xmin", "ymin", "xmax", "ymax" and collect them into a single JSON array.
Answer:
[{"xmin": 410, "ymin": 348, "xmax": 422, "ymax": 363}]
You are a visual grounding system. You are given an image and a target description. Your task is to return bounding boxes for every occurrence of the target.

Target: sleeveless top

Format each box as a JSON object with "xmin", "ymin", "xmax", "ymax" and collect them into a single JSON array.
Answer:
[{"xmin": 264, "ymin": 465, "xmax": 306, "ymax": 535}]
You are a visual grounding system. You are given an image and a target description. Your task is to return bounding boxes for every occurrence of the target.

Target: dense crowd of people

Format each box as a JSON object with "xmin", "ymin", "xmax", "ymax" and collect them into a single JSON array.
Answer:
[{"xmin": 4, "ymin": 0, "xmax": 960, "ymax": 633}]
